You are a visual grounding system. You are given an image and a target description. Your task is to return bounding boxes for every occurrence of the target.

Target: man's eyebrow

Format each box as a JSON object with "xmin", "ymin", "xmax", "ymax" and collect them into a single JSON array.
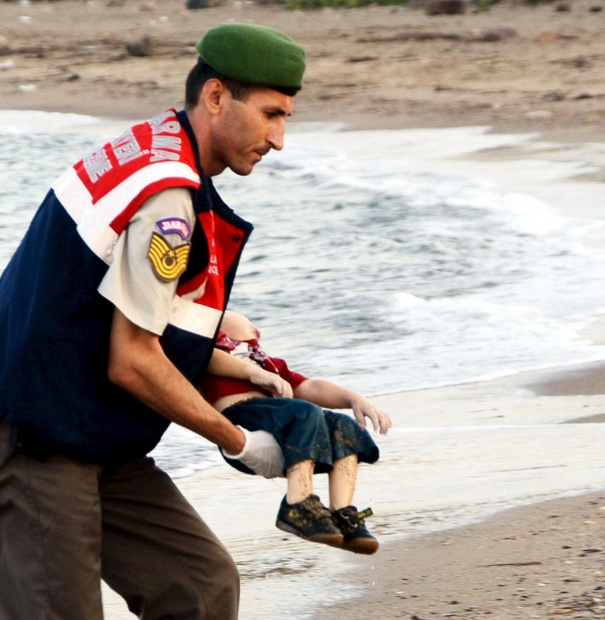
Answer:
[{"xmin": 264, "ymin": 106, "xmax": 291, "ymax": 117}]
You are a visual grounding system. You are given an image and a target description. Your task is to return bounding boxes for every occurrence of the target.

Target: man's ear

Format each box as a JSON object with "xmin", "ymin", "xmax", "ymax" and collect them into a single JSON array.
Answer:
[{"xmin": 201, "ymin": 78, "xmax": 228, "ymax": 116}]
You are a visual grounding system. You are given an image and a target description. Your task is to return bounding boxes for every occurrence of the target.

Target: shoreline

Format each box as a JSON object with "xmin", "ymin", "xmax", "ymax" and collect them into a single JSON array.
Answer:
[
  {"xmin": 314, "ymin": 490, "xmax": 605, "ymax": 620},
  {"xmin": 101, "ymin": 361, "xmax": 605, "ymax": 619},
  {"xmin": 310, "ymin": 361, "xmax": 605, "ymax": 619}
]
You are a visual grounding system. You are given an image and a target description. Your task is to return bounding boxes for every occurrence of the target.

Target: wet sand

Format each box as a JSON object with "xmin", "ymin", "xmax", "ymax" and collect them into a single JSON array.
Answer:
[
  {"xmin": 100, "ymin": 361, "xmax": 605, "ymax": 619},
  {"xmin": 311, "ymin": 363, "xmax": 605, "ymax": 620}
]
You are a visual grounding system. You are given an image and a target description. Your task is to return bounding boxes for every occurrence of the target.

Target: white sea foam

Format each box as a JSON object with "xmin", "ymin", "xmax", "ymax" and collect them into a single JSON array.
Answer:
[{"xmin": 0, "ymin": 109, "xmax": 103, "ymax": 133}]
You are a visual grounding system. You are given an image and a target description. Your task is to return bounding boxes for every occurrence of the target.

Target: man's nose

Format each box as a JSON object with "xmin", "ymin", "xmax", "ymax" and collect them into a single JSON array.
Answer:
[{"xmin": 267, "ymin": 120, "xmax": 286, "ymax": 151}]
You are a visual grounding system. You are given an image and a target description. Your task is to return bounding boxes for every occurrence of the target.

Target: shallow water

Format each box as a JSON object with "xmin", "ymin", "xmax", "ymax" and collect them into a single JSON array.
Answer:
[{"xmin": 2, "ymin": 111, "xmax": 605, "ymax": 475}]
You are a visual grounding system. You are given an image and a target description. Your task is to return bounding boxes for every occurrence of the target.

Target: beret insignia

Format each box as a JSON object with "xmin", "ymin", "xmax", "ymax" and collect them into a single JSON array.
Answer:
[{"xmin": 147, "ymin": 232, "xmax": 191, "ymax": 282}]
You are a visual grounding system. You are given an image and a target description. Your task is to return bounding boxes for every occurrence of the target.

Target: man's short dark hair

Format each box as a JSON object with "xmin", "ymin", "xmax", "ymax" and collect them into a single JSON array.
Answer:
[
  {"xmin": 185, "ymin": 59, "xmax": 297, "ymax": 109},
  {"xmin": 185, "ymin": 60, "xmax": 255, "ymax": 107}
]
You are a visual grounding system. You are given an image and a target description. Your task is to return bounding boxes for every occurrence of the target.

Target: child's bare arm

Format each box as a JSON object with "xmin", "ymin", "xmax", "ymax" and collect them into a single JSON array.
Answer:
[
  {"xmin": 207, "ymin": 348, "xmax": 293, "ymax": 398},
  {"xmin": 293, "ymin": 379, "xmax": 391, "ymax": 434}
]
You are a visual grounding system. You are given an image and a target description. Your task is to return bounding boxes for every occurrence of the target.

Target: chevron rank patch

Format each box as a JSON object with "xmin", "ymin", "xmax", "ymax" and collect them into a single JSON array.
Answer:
[{"xmin": 147, "ymin": 232, "xmax": 191, "ymax": 282}]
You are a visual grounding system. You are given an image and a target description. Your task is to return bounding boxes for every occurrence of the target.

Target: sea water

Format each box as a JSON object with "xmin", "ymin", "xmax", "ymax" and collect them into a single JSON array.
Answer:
[{"xmin": 2, "ymin": 110, "xmax": 605, "ymax": 475}]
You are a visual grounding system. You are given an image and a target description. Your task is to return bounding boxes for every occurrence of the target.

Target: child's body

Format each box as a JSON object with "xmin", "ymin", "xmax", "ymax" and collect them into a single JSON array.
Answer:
[{"xmin": 199, "ymin": 311, "xmax": 391, "ymax": 554}]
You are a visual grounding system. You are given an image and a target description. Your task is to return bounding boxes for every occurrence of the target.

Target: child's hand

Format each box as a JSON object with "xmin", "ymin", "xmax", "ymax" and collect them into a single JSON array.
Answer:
[
  {"xmin": 249, "ymin": 367, "xmax": 293, "ymax": 399},
  {"xmin": 349, "ymin": 394, "xmax": 392, "ymax": 435}
]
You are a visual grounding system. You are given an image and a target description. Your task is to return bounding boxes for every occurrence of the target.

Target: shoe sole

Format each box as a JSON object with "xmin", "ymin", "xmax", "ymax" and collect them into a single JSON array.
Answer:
[
  {"xmin": 276, "ymin": 520, "xmax": 344, "ymax": 548},
  {"xmin": 342, "ymin": 537, "xmax": 379, "ymax": 555}
]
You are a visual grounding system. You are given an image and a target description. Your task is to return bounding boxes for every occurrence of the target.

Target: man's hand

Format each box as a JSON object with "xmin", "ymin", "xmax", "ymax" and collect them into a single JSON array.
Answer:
[
  {"xmin": 224, "ymin": 426, "xmax": 285, "ymax": 478},
  {"xmin": 249, "ymin": 367, "xmax": 293, "ymax": 398},
  {"xmin": 108, "ymin": 309, "xmax": 252, "ymax": 454},
  {"xmin": 349, "ymin": 394, "xmax": 392, "ymax": 435}
]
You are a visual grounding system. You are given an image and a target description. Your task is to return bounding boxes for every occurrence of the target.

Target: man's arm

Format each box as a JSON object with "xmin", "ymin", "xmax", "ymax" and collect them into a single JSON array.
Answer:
[
  {"xmin": 108, "ymin": 308, "xmax": 247, "ymax": 454},
  {"xmin": 293, "ymin": 378, "xmax": 391, "ymax": 435}
]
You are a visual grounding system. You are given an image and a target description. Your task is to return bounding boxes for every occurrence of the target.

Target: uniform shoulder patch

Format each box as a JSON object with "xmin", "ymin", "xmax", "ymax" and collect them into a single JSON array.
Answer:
[
  {"xmin": 147, "ymin": 232, "xmax": 191, "ymax": 282},
  {"xmin": 156, "ymin": 217, "xmax": 191, "ymax": 240}
]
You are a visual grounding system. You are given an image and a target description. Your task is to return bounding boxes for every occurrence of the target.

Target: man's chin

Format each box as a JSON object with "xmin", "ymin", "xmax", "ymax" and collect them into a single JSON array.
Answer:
[{"xmin": 229, "ymin": 163, "xmax": 256, "ymax": 177}]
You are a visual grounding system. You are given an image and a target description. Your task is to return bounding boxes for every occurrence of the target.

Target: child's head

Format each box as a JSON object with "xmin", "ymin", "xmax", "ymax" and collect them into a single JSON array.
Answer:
[{"xmin": 220, "ymin": 311, "xmax": 261, "ymax": 341}]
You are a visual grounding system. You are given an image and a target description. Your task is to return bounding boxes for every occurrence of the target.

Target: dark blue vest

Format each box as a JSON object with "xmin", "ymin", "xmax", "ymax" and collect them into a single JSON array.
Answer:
[{"xmin": 0, "ymin": 111, "xmax": 252, "ymax": 462}]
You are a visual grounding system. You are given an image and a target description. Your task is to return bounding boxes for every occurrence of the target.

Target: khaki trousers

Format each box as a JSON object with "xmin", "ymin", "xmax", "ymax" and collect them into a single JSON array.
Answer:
[{"xmin": 0, "ymin": 420, "xmax": 239, "ymax": 620}]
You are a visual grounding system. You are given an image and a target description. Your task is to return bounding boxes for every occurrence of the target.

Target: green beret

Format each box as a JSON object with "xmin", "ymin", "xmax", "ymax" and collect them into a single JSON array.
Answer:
[{"xmin": 196, "ymin": 23, "xmax": 306, "ymax": 93}]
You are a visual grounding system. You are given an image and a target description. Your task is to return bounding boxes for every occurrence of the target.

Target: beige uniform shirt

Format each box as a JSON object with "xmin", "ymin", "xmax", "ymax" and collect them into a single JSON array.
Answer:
[{"xmin": 98, "ymin": 187, "xmax": 196, "ymax": 335}]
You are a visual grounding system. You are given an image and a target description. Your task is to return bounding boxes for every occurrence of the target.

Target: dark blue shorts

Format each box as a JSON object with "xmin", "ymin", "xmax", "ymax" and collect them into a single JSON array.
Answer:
[{"xmin": 221, "ymin": 397, "xmax": 379, "ymax": 475}]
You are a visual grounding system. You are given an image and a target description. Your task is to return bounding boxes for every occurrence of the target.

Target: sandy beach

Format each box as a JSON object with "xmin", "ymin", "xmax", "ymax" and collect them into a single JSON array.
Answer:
[
  {"xmin": 99, "ymin": 361, "xmax": 605, "ymax": 619},
  {"xmin": 1, "ymin": 0, "xmax": 605, "ymax": 618},
  {"xmin": 1, "ymin": 0, "xmax": 605, "ymax": 139}
]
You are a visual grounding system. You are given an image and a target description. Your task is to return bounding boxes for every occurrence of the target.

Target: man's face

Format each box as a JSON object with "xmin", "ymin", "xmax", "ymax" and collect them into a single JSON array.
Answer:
[{"xmin": 210, "ymin": 87, "xmax": 294, "ymax": 177}]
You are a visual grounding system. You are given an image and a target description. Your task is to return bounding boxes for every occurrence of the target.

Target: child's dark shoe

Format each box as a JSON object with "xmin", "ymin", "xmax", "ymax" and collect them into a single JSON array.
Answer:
[
  {"xmin": 276, "ymin": 495, "xmax": 344, "ymax": 548},
  {"xmin": 331, "ymin": 505, "xmax": 379, "ymax": 555}
]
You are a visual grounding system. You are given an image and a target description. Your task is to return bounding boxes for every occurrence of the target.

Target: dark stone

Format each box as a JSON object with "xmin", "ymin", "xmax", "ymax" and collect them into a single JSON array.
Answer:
[
  {"xmin": 426, "ymin": 0, "xmax": 467, "ymax": 15},
  {"xmin": 542, "ymin": 90, "xmax": 566, "ymax": 102},
  {"xmin": 478, "ymin": 27, "xmax": 518, "ymax": 42},
  {"xmin": 347, "ymin": 55, "xmax": 378, "ymax": 63},
  {"xmin": 186, "ymin": 0, "xmax": 209, "ymax": 8},
  {"xmin": 126, "ymin": 36, "xmax": 153, "ymax": 57}
]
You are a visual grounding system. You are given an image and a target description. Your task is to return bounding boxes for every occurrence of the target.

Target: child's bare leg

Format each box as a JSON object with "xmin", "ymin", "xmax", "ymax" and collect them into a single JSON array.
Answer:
[
  {"xmin": 328, "ymin": 454, "xmax": 358, "ymax": 511},
  {"xmin": 286, "ymin": 459, "xmax": 314, "ymax": 504},
  {"xmin": 278, "ymin": 459, "xmax": 343, "ymax": 548},
  {"xmin": 329, "ymin": 455, "xmax": 379, "ymax": 555}
]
